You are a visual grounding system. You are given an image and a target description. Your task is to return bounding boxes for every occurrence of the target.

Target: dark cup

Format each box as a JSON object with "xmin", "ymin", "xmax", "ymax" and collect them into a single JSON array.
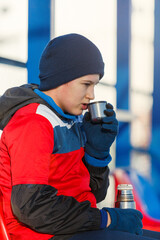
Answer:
[{"xmin": 88, "ymin": 101, "xmax": 107, "ymax": 123}]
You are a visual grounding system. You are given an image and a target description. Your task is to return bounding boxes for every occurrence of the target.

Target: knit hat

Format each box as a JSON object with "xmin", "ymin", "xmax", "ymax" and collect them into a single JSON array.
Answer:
[{"xmin": 39, "ymin": 33, "xmax": 104, "ymax": 90}]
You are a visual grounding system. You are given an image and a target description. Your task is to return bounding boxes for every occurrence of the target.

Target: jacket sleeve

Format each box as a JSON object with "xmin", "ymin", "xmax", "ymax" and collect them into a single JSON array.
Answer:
[
  {"xmin": 11, "ymin": 184, "xmax": 101, "ymax": 235},
  {"xmin": 79, "ymin": 120, "xmax": 110, "ymax": 203},
  {"xmin": 83, "ymin": 159, "xmax": 110, "ymax": 203}
]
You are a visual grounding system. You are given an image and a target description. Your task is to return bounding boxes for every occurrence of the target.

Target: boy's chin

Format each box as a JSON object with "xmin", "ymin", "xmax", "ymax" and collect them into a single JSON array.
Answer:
[
  {"xmin": 74, "ymin": 109, "xmax": 83, "ymax": 116},
  {"xmin": 66, "ymin": 109, "xmax": 83, "ymax": 116}
]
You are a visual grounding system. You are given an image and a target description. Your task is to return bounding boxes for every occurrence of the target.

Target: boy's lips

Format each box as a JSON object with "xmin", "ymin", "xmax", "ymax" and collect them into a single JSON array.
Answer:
[{"xmin": 81, "ymin": 103, "xmax": 88, "ymax": 110}]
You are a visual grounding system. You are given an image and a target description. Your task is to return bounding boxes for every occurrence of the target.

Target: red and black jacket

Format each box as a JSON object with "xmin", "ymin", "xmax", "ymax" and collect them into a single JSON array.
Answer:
[{"xmin": 0, "ymin": 85, "xmax": 110, "ymax": 240}]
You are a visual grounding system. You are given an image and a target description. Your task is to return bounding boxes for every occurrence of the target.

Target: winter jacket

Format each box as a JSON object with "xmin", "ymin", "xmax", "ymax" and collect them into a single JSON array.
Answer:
[{"xmin": 0, "ymin": 84, "xmax": 110, "ymax": 240}]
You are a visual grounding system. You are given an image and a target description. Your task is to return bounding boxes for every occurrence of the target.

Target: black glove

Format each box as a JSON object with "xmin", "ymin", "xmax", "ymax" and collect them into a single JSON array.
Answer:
[
  {"xmin": 82, "ymin": 103, "xmax": 118, "ymax": 159},
  {"xmin": 104, "ymin": 207, "xmax": 143, "ymax": 235}
]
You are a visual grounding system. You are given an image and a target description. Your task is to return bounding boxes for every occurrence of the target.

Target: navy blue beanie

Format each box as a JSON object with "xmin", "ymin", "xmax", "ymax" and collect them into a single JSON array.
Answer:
[{"xmin": 39, "ymin": 33, "xmax": 104, "ymax": 90}]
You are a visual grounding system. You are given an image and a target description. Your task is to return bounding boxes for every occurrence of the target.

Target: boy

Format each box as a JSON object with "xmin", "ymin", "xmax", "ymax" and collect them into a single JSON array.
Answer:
[{"xmin": 0, "ymin": 33, "xmax": 158, "ymax": 240}]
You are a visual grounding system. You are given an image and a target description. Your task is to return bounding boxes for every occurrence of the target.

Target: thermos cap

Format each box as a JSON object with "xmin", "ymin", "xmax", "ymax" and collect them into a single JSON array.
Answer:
[
  {"xmin": 117, "ymin": 184, "xmax": 133, "ymax": 190},
  {"xmin": 88, "ymin": 101, "xmax": 107, "ymax": 123}
]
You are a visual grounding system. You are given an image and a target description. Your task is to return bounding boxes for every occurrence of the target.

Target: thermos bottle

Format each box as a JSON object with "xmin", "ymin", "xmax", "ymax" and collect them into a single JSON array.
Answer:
[{"xmin": 115, "ymin": 184, "xmax": 136, "ymax": 209}]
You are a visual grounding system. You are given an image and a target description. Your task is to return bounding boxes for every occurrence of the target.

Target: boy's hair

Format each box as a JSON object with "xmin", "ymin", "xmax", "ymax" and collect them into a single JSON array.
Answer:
[{"xmin": 39, "ymin": 33, "xmax": 104, "ymax": 91}]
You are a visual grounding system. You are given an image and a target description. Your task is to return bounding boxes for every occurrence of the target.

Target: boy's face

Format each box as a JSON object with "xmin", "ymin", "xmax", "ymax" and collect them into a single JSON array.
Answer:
[{"xmin": 45, "ymin": 74, "xmax": 99, "ymax": 115}]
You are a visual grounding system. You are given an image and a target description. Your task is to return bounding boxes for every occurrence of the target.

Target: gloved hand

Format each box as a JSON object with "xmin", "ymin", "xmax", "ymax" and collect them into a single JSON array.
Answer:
[
  {"xmin": 82, "ymin": 103, "xmax": 118, "ymax": 159},
  {"xmin": 104, "ymin": 207, "xmax": 143, "ymax": 235}
]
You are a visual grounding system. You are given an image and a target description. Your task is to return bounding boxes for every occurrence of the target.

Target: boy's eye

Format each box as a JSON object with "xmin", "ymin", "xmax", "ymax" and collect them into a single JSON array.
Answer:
[{"xmin": 84, "ymin": 83, "xmax": 91, "ymax": 86}]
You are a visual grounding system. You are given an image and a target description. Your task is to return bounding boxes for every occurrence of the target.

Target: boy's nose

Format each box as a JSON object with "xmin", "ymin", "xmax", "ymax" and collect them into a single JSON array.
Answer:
[{"xmin": 86, "ymin": 87, "xmax": 95, "ymax": 100}]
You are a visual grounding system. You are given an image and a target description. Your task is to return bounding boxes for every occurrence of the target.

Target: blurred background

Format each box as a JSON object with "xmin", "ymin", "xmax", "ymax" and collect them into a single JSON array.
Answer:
[{"xmin": 0, "ymin": 0, "xmax": 160, "ymax": 229}]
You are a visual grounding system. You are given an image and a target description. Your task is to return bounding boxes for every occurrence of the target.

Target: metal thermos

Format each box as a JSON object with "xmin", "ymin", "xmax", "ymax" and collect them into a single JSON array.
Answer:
[
  {"xmin": 88, "ymin": 101, "xmax": 107, "ymax": 123},
  {"xmin": 115, "ymin": 184, "xmax": 136, "ymax": 209}
]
